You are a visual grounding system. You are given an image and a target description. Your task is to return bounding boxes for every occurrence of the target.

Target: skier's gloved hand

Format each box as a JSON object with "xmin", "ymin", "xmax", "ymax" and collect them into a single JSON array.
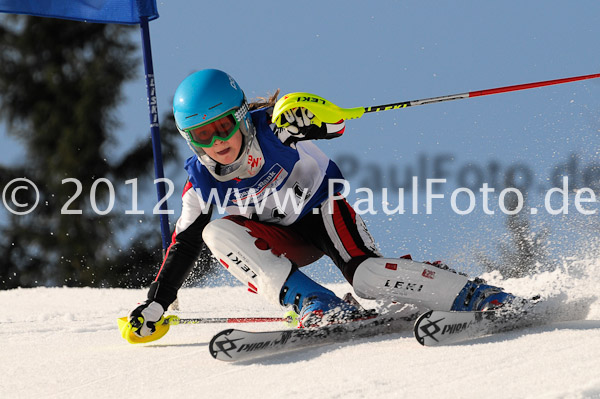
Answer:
[
  {"xmin": 282, "ymin": 107, "xmax": 320, "ymax": 134},
  {"xmin": 273, "ymin": 107, "xmax": 345, "ymax": 146},
  {"xmin": 127, "ymin": 300, "xmax": 165, "ymax": 337}
]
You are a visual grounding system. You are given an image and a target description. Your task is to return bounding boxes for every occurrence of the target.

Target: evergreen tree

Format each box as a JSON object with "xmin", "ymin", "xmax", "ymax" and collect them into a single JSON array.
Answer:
[{"xmin": 0, "ymin": 15, "xmax": 217, "ymax": 289}]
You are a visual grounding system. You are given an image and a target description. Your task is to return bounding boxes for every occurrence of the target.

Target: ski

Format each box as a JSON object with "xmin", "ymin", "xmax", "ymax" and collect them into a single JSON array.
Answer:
[
  {"xmin": 414, "ymin": 298, "xmax": 591, "ymax": 346},
  {"xmin": 209, "ymin": 312, "xmax": 418, "ymax": 362},
  {"xmin": 414, "ymin": 309, "xmax": 526, "ymax": 346}
]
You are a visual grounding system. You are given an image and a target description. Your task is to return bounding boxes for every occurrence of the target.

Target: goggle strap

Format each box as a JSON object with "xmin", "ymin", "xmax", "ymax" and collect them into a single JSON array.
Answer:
[{"xmin": 234, "ymin": 102, "xmax": 249, "ymax": 123}]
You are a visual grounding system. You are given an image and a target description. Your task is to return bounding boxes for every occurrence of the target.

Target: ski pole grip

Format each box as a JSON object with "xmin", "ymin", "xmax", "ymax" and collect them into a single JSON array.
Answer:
[{"xmin": 273, "ymin": 92, "xmax": 365, "ymax": 127}]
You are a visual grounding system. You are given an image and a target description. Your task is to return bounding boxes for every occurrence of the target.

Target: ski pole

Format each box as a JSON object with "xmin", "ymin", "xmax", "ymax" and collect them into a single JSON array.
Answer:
[
  {"xmin": 273, "ymin": 72, "xmax": 600, "ymax": 126},
  {"xmin": 163, "ymin": 315, "xmax": 289, "ymax": 324},
  {"xmin": 118, "ymin": 314, "xmax": 292, "ymax": 344}
]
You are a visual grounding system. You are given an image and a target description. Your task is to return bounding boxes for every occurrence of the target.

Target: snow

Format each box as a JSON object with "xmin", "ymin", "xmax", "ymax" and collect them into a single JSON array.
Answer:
[{"xmin": 2, "ymin": 257, "xmax": 600, "ymax": 399}]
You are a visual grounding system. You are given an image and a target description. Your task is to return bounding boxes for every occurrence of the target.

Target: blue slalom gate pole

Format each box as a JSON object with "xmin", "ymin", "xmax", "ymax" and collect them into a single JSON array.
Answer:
[{"xmin": 139, "ymin": 16, "xmax": 171, "ymax": 251}]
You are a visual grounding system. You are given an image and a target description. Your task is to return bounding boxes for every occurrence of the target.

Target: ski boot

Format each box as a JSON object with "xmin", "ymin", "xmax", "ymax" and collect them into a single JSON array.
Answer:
[
  {"xmin": 280, "ymin": 269, "xmax": 375, "ymax": 328},
  {"xmin": 451, "ymin": 278, "xmax": 516, "ymax": 311}
]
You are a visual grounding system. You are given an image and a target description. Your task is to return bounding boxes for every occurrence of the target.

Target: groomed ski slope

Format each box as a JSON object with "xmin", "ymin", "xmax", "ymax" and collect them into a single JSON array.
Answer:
[{"xmin": 2, "ymin": 257, "xmax": 600, "ymax": 399}]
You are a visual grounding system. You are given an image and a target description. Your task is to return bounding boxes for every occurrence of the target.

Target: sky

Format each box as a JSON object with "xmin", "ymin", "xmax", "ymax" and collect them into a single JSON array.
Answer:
[{"xmin": 1, "ymin": 1, "xmax": 600, "ymax": 281}]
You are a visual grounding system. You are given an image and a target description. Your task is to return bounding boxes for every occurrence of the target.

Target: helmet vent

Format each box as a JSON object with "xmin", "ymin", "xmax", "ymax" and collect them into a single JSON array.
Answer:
[
  {"xmin": 185, "ymin": 113, "xmax": 198, "ymax": 119},
  {"xmin": 208, "ymin": 102, "xmax": 223, "ymax": 110}
]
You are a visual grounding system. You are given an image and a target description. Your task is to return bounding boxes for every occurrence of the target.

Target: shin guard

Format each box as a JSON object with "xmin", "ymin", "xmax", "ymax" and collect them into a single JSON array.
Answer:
[
  {"xmin": 202, "ymin": 218, "xmax": 292, "ymax": 306},
  {"xmin": 352, "ymin": 258, "xmax": 469, "ymax": 311}
]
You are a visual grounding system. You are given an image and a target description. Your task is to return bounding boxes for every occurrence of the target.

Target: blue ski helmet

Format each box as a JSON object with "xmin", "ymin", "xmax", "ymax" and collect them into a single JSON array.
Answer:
[
  {"xmin": 174, "ymin": 69, "xmax": 245, "ymax": 131},
  {"xmin": 173, "ymin": 69, "xmax": 263, "ymax": 181}
]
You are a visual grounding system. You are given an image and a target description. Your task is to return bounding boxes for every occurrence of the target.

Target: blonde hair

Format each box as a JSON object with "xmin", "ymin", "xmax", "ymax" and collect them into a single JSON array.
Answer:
[{"xmin": 248, "ymin": 89, "xmax": 280, "ymax": 110}]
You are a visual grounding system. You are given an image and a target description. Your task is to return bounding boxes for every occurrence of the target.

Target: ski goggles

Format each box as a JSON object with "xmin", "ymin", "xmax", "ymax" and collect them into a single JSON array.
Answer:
[{"xmin": 184, "ymin": 104, "xmax": 248, "ymax": 148}]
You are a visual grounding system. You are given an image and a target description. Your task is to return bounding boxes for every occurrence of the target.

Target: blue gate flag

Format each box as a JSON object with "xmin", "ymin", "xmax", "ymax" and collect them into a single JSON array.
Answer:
[{"xmin": 0, "ymin": 0, "xmax": 158, "ymax": 25}]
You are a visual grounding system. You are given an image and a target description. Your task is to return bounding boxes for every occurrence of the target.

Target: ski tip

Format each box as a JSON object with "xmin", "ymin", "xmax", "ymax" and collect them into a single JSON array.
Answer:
[
  {"xmin": 209, "ymin": 329, "xmax": 236, "ymax": 360},
  {"xmin": 413, "ymin": 310, "xmax": 434, "ymax": 346}
]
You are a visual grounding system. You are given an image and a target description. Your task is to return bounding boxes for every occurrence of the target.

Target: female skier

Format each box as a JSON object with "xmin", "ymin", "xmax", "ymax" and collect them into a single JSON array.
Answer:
[{"xmin": 125, "ymin": 68, "xmax": 516, "ymax": 338}]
